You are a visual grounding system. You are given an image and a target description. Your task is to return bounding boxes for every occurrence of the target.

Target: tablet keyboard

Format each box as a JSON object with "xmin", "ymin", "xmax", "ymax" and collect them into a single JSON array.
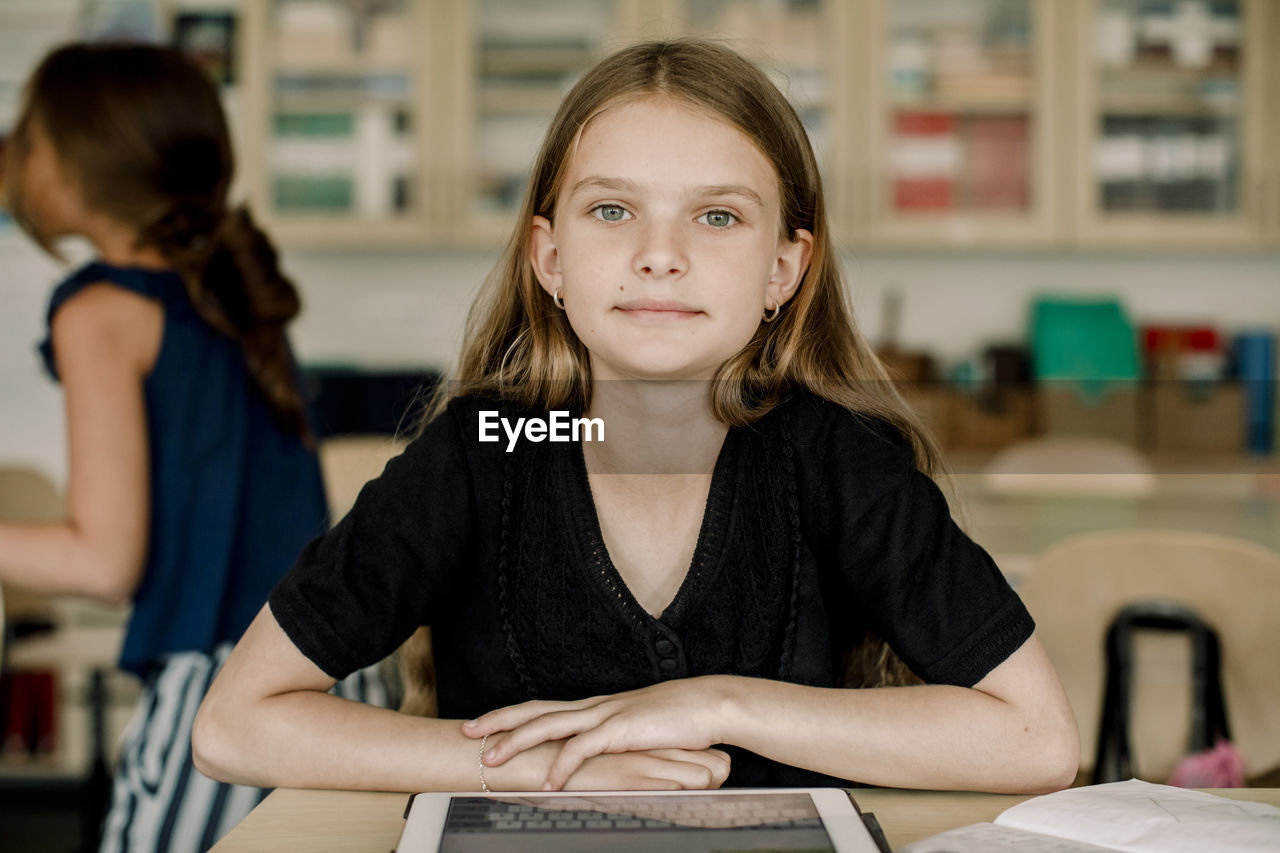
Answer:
[{"xmin": 444, "ymin": 794, "xmax": 824, "ymax": 833}]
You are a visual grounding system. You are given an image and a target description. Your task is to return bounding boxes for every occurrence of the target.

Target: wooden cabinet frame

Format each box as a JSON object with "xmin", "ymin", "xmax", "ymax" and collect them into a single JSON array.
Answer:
[
  {"xmin": 238, "ymin": 0, "xmax": 441, "ymax": 247},
  {"xmin": 1068, "ymin": 0, "xmax": 1271, "ymax": 249},
  {"xmin": 858, "ymin": 0, "xmax": 1063, "ymax": 248},
  {"xmin": 226, "ymin": 0, "xmax": 1278, "ymax": 250}
]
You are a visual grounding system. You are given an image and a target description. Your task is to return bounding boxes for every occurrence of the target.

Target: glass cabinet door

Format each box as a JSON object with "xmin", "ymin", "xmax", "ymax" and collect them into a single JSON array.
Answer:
[
  {"xmin": 673, "ymin": 0, "xmax": 837, "ymax": 195},
  {"xmin": 450, "ymin": 0, "xmax": 627, "ymax": 242},
  {"xmin": 1272, "ymin": 0, "xmax": 1280, "ymax": 245},
  {"xmin": 1075, "ymin": 0, "xmax": 1268, "ymax": 247},
  {"xmin": 862, "ymin": 0, "xmax": 1059, "ymax": 246},
  {"xmin": 245, "ymin": 0, "xmax": 430, "ymax": 245}
]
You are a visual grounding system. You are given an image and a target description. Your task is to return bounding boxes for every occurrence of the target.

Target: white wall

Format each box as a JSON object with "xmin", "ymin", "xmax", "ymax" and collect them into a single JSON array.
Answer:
[
  {"xmin": 3, "ymin": 229, "xmax": 1278, "ymax": 484},
  {"xmin": 2, "ymin": 233, "xmax": 67, "ymax": 483}
]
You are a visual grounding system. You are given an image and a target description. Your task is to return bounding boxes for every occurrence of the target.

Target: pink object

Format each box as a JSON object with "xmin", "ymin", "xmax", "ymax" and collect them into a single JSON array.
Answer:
[{"xmin": 1167, "ymin": 740, "xmax": 1246, "ymax": 788}]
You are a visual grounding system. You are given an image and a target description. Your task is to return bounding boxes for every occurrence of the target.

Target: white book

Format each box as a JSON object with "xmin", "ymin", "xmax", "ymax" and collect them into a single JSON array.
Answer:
[{"xmin": 901, "ymin": 780, "xmax": 1280, "ymax": 853}]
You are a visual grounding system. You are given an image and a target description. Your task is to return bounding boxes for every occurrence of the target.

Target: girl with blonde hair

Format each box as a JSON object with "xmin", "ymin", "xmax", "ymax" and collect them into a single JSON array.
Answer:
[{"xmin": 196, "ymin": 39, "xmax": 1077, "ymax": 794}]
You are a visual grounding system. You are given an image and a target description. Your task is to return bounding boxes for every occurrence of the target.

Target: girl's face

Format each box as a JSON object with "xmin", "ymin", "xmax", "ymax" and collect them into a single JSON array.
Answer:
[
  {"xmin": 530, "ymin": 96, "xmax": 813, "ymax": 383},
  {"xmin": 13, "ymin": 120, "xmax": 86, "ymax": 240}
]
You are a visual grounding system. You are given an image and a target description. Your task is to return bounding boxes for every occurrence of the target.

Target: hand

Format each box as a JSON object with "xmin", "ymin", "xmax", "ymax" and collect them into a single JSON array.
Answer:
[
  {"xmin": 482, "ymin": 740, "xmax": 731, "ymax": 791},
  {"xmin": 494, "ymin": 741, "xmax": 731, "ymax": 791},
  {"xmin": 463, "ymin": 677, "xmax": 732, "ymax": 790}
]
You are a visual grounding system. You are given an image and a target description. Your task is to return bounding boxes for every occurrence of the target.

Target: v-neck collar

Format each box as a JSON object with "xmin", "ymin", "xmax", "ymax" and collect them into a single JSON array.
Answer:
[{"xmin": 563, "ymin": 427, "xmax": 742, "ymax": 630}]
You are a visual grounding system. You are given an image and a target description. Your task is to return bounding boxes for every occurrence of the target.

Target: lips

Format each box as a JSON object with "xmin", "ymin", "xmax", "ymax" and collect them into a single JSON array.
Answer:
[{"xmin": 614, "ymin": 299, "xmax": 702, "ymax": 317}]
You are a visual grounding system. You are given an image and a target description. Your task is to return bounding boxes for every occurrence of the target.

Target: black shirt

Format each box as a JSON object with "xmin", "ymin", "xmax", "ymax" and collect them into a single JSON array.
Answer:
[{"xmin": 270, "ymin": 392, "xmax": 1034, "ymax": 786}]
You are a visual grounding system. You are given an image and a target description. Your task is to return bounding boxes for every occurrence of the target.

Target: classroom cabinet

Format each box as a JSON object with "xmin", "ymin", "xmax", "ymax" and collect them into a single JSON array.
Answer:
[
  {"xmin": 213, "ymin": 0, "xmax": 1280, "ymax": 250},
  {"xmin": 1068, "ymin": 0, "xmax": 1274, "ymax": 249},
  {"xmin": 1263, "ymin": 0, "xmax": 1280, "ymax": 246},
  {"xmin": 237, "ymin": 0, "xmax": 437, "ymax": 246},
  {"xmin": 856, "ymin": 0, "xmax": 1062, "ymax": 247},
  {"xmin": 440, "ymin": 0, "xmax": 635, "ymax": 243}
]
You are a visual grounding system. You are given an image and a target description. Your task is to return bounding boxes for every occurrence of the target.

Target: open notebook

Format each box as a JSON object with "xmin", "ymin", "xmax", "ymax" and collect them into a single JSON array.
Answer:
[{"xmin": 900, "ymin": 779, "xmax": 1280, "ymax": 853}]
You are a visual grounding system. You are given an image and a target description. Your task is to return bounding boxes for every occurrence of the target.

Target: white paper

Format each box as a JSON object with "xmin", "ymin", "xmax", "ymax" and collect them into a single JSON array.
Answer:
[
  {"xmin": 996, "ymin": 780, "xmax": 1280, "ymax": 853},
  {"xmin": 901, "ymin": 781, "xmax": 1280, "ymax": 853},
  {"xmin": 901, "ymin": 822, "xmax": 1118, "ymax": 853}
]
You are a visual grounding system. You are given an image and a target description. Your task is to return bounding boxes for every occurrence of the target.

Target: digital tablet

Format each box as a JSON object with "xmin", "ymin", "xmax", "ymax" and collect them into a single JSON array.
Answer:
[{"xmin": 397, "ymin": 787, "xmax": 887, "ymax": 852}]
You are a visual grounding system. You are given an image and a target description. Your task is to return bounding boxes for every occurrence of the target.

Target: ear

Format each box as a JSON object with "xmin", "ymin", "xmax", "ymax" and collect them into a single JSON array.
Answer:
[
  {"xmin": 529, "ymin": 215, "xmax": 561, "ymax": 298},
  {"xmin": 766, "ymin": 228, "xmax": 814, "ymax": 309}
]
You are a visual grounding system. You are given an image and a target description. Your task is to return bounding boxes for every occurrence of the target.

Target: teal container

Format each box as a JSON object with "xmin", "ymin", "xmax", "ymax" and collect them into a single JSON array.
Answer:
[{"xmin": 1031, "ymin": 298, "xmax": 1140, "ymax": 400}]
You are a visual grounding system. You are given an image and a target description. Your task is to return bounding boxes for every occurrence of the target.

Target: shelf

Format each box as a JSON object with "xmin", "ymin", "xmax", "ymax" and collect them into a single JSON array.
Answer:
[
  {"xmin": 890, "ymin": 95, "xmax": 1033, "ymax": 115},
  {"xmin": 7, "ymin": 626, "xmax": 121, "ymax": 670},
  {"xmin": 0, "ymin": 756, "xmax": 89, "ymax": 781},
  {"xmin": 1098, "ymin": 99, "xmax": 1238, "ymax": 118},
  {"xmin": 274, "ymin": 74, "xmax": 412, "ymax": 96},
  {"xmin": 273, "ymin": 60, "xmax": 414, "ymax": 76},
  {"xmin": 266, "ymin": 216, "xmax": 431, "ymax": 248},
  {"xmin": 479, "ymin": 86, "xmax": 564, "ymax": 115},
  {"xmin": 1100, "ymin": 62, "xmax": 1242, "ymax": 82},
  {"xmin": 270, "ymin": 94, "xmax": 414, "ymax": 114},
  {"xmin": 478, "ymin": 44, "xmax": 597, "ymax": 76}
]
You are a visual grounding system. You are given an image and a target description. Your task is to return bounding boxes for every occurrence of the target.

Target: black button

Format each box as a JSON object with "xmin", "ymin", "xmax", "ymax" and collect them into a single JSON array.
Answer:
[
  {"xmin": 655, "ymin": 639, "xmax": 675, "ymax": 655},
  {"xmin": 658, "ymin": 658, "xmax": 678, "ymax": 672}
]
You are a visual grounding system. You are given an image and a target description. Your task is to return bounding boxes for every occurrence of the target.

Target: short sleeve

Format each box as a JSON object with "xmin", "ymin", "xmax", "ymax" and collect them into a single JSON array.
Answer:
[
  {"xmin": 268, "ymin": 401, "xmax": 477, "ymax": 679},
  {"xmin": 801, "ymin": 403, "xmax": 1034, "ymax": 687}
]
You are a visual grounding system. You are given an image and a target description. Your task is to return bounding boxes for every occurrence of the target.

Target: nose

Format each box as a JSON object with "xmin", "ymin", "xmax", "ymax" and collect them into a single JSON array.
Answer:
[{"xmin": 632, "ymin": 218, "xmax": 687, "ymax": 279}]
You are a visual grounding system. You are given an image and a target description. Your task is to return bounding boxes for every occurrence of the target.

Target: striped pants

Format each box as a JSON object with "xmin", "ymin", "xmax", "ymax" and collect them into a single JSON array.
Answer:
[{"xmin": 98, "ymin": 643, "xmax": 391, "ymax": 853}]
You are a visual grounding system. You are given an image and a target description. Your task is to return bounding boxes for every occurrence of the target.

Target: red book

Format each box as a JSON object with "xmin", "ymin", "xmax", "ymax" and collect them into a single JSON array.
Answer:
[
  {"xmin": 967, "ymin": 115, "xmax": 1029, "ymax": 210},
  {"xmin": 892, "ymin": 111, "xmax": 958, "ymax": 211}
]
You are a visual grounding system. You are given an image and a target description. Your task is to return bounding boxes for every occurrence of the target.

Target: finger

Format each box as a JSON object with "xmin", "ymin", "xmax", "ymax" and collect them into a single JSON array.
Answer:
[
  {"xmin": 634, "ymin": 755, "xmax": 715, "ymax": 790},
  {"xmin": 646, "ymin": 749, "xmax": 731, "ymax": 787},
  {"xmin": 544, "ymin": 729, "xmax": 615, "ymax": 791},
  {"xmin": 699, "ymin": 748, "xmax": 732, "ymax": 787},
  {"xmin": 484, "ymin": 708, "xmax": 608, "ymax": 767},
  {"xmin": 463, "ymin": 698, "xmax": 592, "ymax": 737},
  {"xmin": 671, "ymin": 759, "xmax": 716, "ymax": 790}
]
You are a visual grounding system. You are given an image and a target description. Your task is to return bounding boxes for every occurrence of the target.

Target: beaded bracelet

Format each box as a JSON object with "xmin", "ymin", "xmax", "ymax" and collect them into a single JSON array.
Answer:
[{"xmin": 478, "ymin": 733, "xmax": 490, "ymax": 793}]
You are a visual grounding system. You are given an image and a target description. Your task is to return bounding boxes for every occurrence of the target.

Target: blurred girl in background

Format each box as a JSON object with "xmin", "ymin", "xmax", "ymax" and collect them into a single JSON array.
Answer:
[{"xmin": 0, "ymin": 43, "xmax": 386, "ymax": 852}]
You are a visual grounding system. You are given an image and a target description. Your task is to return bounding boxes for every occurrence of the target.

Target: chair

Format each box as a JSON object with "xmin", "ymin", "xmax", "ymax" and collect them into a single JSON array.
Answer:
[
  {"xmin": 1018, "ymin": 530, "xmax": 1280, "ymax": 783},
  {"xmin": 316, "ymin": 435, "xmax": 416, "ymax": 713},
  {"xmin": 0, "ymin": 464, "xmax": 65, "ymax": 521},
  {"xmin": 982, "ymin": 435, "xmax": 1156, "ymax": 498},
  {"xmin": 0, "ymin": 465, "xmax": 67, "ymax": 662},
  {"xmin": 1093, "ymin": 602, "xmax": 1232, "ymax": 784},
  {"xmin": 317, "ymin": 435, "xmax": 408, "ymax": 523}
]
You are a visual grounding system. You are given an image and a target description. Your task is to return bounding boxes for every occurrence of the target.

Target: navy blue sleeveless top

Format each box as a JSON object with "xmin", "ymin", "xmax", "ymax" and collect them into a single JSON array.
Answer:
[{"xmin": 39, "ymin": 261, "xmax": 329, "ymax": 677}]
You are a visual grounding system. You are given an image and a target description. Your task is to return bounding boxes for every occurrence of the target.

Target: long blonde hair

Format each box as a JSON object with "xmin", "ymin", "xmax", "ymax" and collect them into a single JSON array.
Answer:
[{"xmin": 401, "ymin": 39, "xmax": 933, "ymax": 715}]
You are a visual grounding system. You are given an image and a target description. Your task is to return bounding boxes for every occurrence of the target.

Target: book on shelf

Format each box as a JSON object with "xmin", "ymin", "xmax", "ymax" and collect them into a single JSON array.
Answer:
[
  {"xmin": 900, "ymin": 779, "xmax": 1279, "ymax": 853},
  {"xmin": 967, "ymin": 114, "xmax": 1029, "ymax": 211},
  {"xmin": 891, "ymin": 111, "xmax": 959, "ymax": 211}
]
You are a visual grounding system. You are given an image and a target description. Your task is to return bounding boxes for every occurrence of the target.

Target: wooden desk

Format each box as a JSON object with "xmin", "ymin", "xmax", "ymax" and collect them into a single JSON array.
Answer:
[
  {"xmin": 211, "ymin": 786, "xmax": 1280, "ymax": 852},
  {"xmin": 943, "ymin": 466, "xmax": 1280, "ymax": 585}
]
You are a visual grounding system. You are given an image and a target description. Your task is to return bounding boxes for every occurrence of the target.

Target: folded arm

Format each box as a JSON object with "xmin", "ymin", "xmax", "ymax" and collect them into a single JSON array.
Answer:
[
  {"xmin": 466, "ymin": 632, "xmax": 1079, "ymax": 794},
  {"xmin": 192, "ymin": 604, "xmax": 731, "ymax": 792}
]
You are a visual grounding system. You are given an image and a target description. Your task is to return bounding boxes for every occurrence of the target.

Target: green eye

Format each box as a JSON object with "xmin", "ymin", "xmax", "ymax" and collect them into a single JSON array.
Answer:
[
  {"xmin": 595, "ymin": 205, "xmax": 627, "ymax": 222},
  {"xmin": 701, "ymin": 210, "xmax": 736, "ymax": 228}
]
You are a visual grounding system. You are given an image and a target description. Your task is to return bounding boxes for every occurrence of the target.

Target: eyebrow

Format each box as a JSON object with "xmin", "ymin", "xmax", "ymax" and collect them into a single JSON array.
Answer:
[{"xmin": 567, "ymin": 176, "xmax": 765, "ymax": 208}]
